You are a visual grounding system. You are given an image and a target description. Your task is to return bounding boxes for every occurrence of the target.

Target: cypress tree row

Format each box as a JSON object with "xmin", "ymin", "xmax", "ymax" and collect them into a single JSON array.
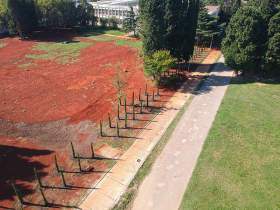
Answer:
[{"xmin": 139, "ymin": 0, "xmax": 200, "ymax": 64}]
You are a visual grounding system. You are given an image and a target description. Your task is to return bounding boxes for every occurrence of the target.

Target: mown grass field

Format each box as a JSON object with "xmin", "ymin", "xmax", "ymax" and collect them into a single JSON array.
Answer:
[{"xmin": 179, "ymin": 77, "xmax": 280, "ymax": 209}]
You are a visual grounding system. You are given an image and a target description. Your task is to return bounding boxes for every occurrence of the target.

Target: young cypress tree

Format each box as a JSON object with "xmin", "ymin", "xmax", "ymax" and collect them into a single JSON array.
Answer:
[
  {"xmin": 133, "ymin": 104, "xmax": 135, "ymax": 120},
  {"xmin": 108, "ymin": 113, "xmax": 111, "ymax": 128},
  {"xmin": 12, "ymin": 183, "xmax": 23, "ymax": 204},
  {"xmin": 100, "ymin": 120, "xmax": 102, "ymax": 137},
  {"xmin": 39, "ymin": 188, "xmax": 47, "ymax": 205},
  {"xmin": 60, "ymin": 169, "xmax": 66, "ymax": 187},
  {"xmin": 34, "ymin": 167, "xmax": 42, "ymax": 187},
  {"xmin": 118, "ymin": 105, "xmax": 120, "ymax": 120},
  {"xmin": 132, "ymin": 92, "xmax": 134, "ymax": 105},
  {"xmin": 139, "ymin": 0, "xmax": 166, "ymax": 58},
  {"xmin": 54, "ymin": 154, "xmax": 59, "ymax": 172},
  {"xmin": 139, "ymin": 88, "xmax": 141, "ymax": 101},
  {"xmin": 124, "ymin": 98, "xmax": 127, "ymax": 113},
  {"xmin": 117, "ymin": 122, "xmax": 119, "ymax": 137},
  {"xmin": 125, "ymin": 111, "xmax": 127, "ymax": 128},
  {"xmin": 91, "ymin": 142, "xmax": 94, "ymax": 159},
  {"xmin": 70, "ymin": 142, "xmax": 75, "ymax": 158},
  {"xmin": 78, "ymin": 153, "xmax": 81, "ymax": 172}
]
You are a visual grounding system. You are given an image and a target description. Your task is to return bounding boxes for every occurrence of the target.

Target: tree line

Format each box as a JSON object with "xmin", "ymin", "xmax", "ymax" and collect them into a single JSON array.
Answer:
[
  {"xmin": 222, "ymin": 0, "xmax": 280, "ymax": 75},
  {"xmin": 139, "ymin": 0, "xmax": 200, "ymax": 62},
  {"xmin": 0, "ymin": 0, "xmax": 95, "ymax": 41}
]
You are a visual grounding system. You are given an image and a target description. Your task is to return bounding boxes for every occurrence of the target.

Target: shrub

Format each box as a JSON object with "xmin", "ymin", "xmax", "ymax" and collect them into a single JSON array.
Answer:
[{"xmin": 108, "ymin": 17, "xmax": 119, "ymax": 29}]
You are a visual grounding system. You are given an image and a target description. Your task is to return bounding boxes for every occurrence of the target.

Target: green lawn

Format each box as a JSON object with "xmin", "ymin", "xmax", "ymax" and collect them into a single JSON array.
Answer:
[
  {"xmin": 26, "ymin": 39, "xmax": 93, "ymax": 65},
  {"xmin": 0, "ymin": 43, "xmax": 7, "ymax": 48},
  {"xmin": 74, "ymin": 25, "xmax": 125, "ymax": 36},
  {"xmin": 115, "ymin": 39, "xmax": 142, "ymax": 50},
  {"xmin": 179, "ymin": 78, "xmax": 280, "ymax": 209}
]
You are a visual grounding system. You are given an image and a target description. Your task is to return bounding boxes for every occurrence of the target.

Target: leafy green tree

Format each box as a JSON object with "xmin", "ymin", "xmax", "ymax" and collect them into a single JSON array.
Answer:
[
  {"xmin": 108, "ymin": 16, "xmax": 119, "ymax": 29},
  {"xmin": 222, "ymin": 6, "xmax": 263, "ymax": 74},
  {"xmin": 143, "ymin": 50, "xmax": 176, "ymax": 85},
  {"xmin": 123, "ymin": 6, "xmax": 138, "ymax": 36},
  {"xmin": 6, "ymin": 0, "xmax": 37, "ymax": 41},
  {"xmin": 37, "ymin": 0, "xmax": 77, "ymax": 29},
  {"xmin": 265, "ymin": 12, "xmax": 280, "ymax": 74},
  {"xmin": 77, "ymin": 0, "xmax": 95, "ymax": 26},
  {"xmin": 139, "ymin": 0, "xmax": 166, "ymax": 58}
]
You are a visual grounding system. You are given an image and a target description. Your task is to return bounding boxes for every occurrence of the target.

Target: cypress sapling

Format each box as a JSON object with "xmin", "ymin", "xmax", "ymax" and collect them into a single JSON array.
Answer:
[
  {"xmin": 70, "ymin": 141, "xmax": 75, "ymax": 158},
  {"xmin": 108, "ymin": 113, "xmax": 111, "ymax": 128},
  {"xmin": 91, "ymin": 142, "xmax": 94, "ymax": 159},
  {"xmin": 118, "ymin": 105, "xmax": 120, "ymax": 120},
  {"xmin": 132, "ymin": 91, "xmax": 134, "ymax": 105},
  {"xmin": 39, "ymin": 188, "xmax": 47, "ymax": 205},
  {"xmin": 125, "ymin": 111, "xmax": 127, "ymax": 128},
  {"xmin": 54, "ymin": 154, "xmax": 59, "ymax": 172},
  {"xmin": 34, "ymin": 167, "xmax": 42, "ymax": 187},
  {"xmin": 117, "ymin": 122, "xmax": 119, "ymax": 137},
  {"xmin": 133, "ymin": 104, "xmax": 135, "ymax": 120},
  {"xmin": 60, "ymin": 169, "xmax": 66, "ymax": 187},
  {"xmin": 153, "ymin": 89, "xmax": 154, "ymax": 101},
  {"xmin": 12, "ymin": 183, "xmax": 23, "ymax": 204},
  {"xmin": 139, "ymin": 88, "xmax": 141, "ymax": 101},
  {"xmin": 124, "ymin": 98, "xmax": 127, "ymax": 113},
  {"xmin": 78, "ymin": 153, "xmax": 81, "ymax": 172},
  {"xmin": 100, "ymin": 120, "xmax": 102, "ymax": 137},
  {"xmin": 146, "ymin": 93, "xmax": 149, "ymax": 107}
]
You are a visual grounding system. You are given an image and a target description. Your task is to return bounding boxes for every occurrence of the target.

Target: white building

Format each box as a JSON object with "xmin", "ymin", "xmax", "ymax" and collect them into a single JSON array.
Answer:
[
  {"xmin": 205, "ymin": 5, "xmax": 220, "ymax": 17},
  {"xmin": 88, "ymin": 0, "xmax": 139, "ymax": 27}
]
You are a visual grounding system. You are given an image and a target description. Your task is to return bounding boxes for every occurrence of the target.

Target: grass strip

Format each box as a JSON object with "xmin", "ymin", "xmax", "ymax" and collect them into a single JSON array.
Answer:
[
  {"xmin": 179, "ymin": 77, "xmax": 280, "ymax": 208},
  {"xmin": 115, "ymin": 39, "xmax": 142, "ymax": 50},
  {"xmin": 112, "ymin": 52, "xmax": 221, "ymax": 210}
]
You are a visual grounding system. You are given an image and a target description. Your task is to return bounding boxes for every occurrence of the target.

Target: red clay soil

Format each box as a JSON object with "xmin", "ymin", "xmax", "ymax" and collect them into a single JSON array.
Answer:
[{"xmin": 0, "ymin": 29, "xmax": 210, "ymax": 209}]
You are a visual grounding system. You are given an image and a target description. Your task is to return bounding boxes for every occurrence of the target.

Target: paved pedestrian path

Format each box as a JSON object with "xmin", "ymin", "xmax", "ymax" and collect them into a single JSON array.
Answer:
[
  {"xmin": 131, "ymin": 56, "xmax": 233, "ymax": 210},
  {"xmin": 78, "ymin": 50, "xmax": 221, "ymax": 210}
]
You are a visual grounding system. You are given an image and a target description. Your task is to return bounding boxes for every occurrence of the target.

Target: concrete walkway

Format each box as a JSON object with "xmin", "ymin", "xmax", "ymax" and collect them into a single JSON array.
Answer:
[
  {"xmin": 78, "ymin": 50, "xmax": 221, "ymax": 210},
  {"xmin": 131, "ymin": 56, "xmax": 233, "ymax": 210}
]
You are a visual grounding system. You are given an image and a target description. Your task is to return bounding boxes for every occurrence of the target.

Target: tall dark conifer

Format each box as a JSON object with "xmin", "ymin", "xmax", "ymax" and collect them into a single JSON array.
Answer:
[
  {"xmin": 139, "ymin": 0, "xmax": 166, "ymax": 58},
  {"xmin": 182, "ymin": 0, "xmax": 200, "ymax": 63},
  {"xmin": 165, "ymin": 0, "xmax": 182, "ymax": 59}
]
